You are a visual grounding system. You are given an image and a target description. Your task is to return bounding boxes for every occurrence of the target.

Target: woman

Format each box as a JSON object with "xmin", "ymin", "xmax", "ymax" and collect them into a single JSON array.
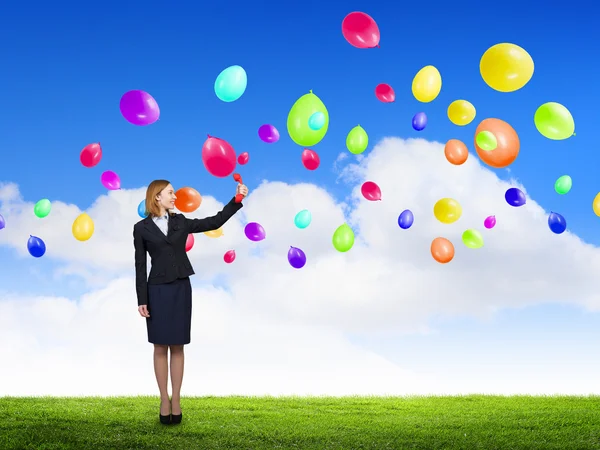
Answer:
[{"xmin": 133, "ymin": 179, "xmax": 248, "ymax": 425}]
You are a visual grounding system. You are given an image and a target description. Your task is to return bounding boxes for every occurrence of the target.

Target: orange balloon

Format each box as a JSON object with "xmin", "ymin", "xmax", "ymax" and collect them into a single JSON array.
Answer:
[
  {"xmin": 444, "ymin": 139, "xmax": 469, "ymax": 165},
  {"xmin": 175, "ymin": 187, "xmax": 202, "ymax": 213},
  {"xmin": 474, "ymin": 118, "xmax": 520, "ymax": 168},
  {"xmin": 431, "ymin": 237, "xmax": 455, "ymax": 264}
]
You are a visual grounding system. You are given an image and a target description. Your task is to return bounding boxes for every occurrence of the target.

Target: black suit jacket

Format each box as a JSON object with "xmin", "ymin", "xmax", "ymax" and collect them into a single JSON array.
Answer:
[{"xmin": 133, "ymin": 196, "xmax": 243, "ymax": 305}]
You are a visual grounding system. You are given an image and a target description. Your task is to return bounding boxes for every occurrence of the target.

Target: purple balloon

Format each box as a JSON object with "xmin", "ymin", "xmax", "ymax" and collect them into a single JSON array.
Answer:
[
  {"xmin": 120, "ymin": 90, "xmax": 160, "ymax": 126},
  {"xmin": 484, "ymin": 215, "xmax": 496, "ymax": 229},
  {"xmin": 412, "ymin": 112, "xmax": 427, "ymax": 131},
  {"xmin": 258, "ymin": 124, "xmax": 280, "ymax": 143},
  {"xmin": 101, "ymin": 170, "xmax": 121, "ymax": 190},
  {"xmin": 288, "ymin": 246, "xmax": 306, "ymax": 269},
  {"xmin": 505, "ymin": 188, "xmax": 526, "ymax": 207},
  {"xmin": 244, "ymin": 222, "xmax": 266, "ymax": 241},
  {"xmin": 0, "ymin": 214, "xmax": 4, "ymax": 230}
]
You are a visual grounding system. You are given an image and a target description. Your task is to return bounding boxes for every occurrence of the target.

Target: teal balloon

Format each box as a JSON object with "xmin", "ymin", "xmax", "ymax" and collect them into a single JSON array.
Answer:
[
  {"xmin": 294, "ymin": 209, "xmax": 312, "ymax": 229},
  {"xmin": 137, "ymin": 200, "xmax": 146, "ymax": 218},
  {"xmin": 308, "ymin": 112, "xmax": 325, "ymax": 131},
  {"xmin": 214, "ymin": 65, "xmax": 247, "ymax": 102}
]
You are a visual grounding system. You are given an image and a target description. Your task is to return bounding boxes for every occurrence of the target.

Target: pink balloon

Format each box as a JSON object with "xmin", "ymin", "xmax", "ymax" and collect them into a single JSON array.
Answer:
[
  {"xmin": 224, "ymin": 249, "xmax": 236, "ymax": 264},
  {"xmin": 301, "ymin": 149, "xmax": 320, "ymax": 170},
  {"xmin": 341, "ymin": 12, "xmax": 380, "ymax": 49},
  {"xmin": 361, "ymin": 181, "xmax": 381, "ymax": 201},
  {"xmin": 202, "ymin": 135, "xmax": 237, "ymax": 178},
  {"xmin": 185, "ymin": 234, "xmax": 194, "ymax": 252},
  {"xmin": 101, "ymin": 170, "xmax": 121, "ymax": 190},
  {"xmin": 375, "ymin": 84, "xmax": 395, "ymax": 103},
  {"xmin": 484, "ymin": 215, "xmax": 496, "ymax": 229},
  {"xmin": 80, "ymin": 143, "xmax": 102, "ymax": 168},
  {"xmin": 238, "ymin": 152, "xmax": 249, "ymax": 165}
]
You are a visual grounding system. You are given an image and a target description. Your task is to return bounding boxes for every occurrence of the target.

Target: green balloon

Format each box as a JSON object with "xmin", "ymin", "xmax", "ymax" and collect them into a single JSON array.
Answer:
[
  {"xmin": 476, "ymin": 130, "xmax": 497, "ymax": 151},
  {"xmin": 554, "ymin": 175, "xmax": 572, "ymax": 195},
  {"xmin": 34, "ymin": 199, "xmax": 51, "ymax": 218},
  {"xmin": 332, "ymin": 223, "xmax": 355, "ymax": 252},
  {"xmin": 287, "ymin": 90, "xmax": 329, "ymax": 147},
  {"xmin": 534, "ymin": 102, "xmax": 575, "ymax": 140},
  {"xmin": 346, "ymin": 125, "xmax": 368, "ymax": 155},
  {"xmin": 294, "ymin": 209, "xmax": 312, "ymax": 229},
  {"xmin": 462, "ymin": 229, "xmax": 483, "ymax": 249}
]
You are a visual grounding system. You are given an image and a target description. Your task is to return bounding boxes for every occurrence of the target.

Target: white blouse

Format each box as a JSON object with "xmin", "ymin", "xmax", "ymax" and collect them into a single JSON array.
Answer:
[{"xmin": 152, "ymin": 214, "xmax": 169, "ymax": 236}]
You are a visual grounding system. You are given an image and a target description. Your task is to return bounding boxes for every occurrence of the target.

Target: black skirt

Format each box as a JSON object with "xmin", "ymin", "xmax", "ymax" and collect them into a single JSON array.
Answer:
[{"xmin": 146, "ymin": 277, "xmax": 192, "ymax": 345}]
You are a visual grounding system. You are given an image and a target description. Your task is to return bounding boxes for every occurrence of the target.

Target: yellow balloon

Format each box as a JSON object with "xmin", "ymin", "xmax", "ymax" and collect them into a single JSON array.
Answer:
[
  {"xmin": 447, "ymin": 100, "xmax": 476, "ymax": 126},
  {"xmin": 412, "ymin": 65, "xmax": 442, "ymax": 103},
  {"xmin": 433, "ymin": 198, "xmax": 462, "ymax": 224},
  {"xmin": 204, "ymin": 228, "xmax": 224, "ymax": 238},
  {"xmin": 480, "ymin": 43, "xmax": 534, "ymax": 92},
  {"xmin": 72, "ymin": 213, "xmax": 94, "ymax": 241},
  {"xmin": 593, "ymin": 193, "xmax": 600, "ymax": 217}
]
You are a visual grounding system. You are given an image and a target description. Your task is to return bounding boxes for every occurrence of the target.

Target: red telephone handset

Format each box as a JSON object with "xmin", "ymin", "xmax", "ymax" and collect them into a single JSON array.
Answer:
[{"xmin": 233, "ymin": 173, "xmax": 245, "ymax": 203}]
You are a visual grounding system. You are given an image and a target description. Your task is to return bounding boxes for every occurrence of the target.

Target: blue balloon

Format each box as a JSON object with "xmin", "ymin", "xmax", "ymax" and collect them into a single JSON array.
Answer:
[
  {"xmin": 505, "ymin": 187, "xmax": 526, "ymax": 207},
  {"xmin": 412, "ymin": 112, "xmax": 427, "ymax": 131},
  {"xmin": 214, "ymin": 65, "xmax": 247, "ymax": 102},
  {"xmin": 398, "ymin": 210, "xmax": 414, "ymax": 229},
  {"xmin": 27, "ymin": 235, "xmax": 46, "ymax": 258},
  {"xmin": 548, "ymin": 212, "xmax": 567, "ymax": 234},
  {"xmin": 308, "ymin": 112, "xmax": 325, "ymax": 131},
  {"xmin": 137, "ymin": 200, "xmax": 146, "ymax": 218}
]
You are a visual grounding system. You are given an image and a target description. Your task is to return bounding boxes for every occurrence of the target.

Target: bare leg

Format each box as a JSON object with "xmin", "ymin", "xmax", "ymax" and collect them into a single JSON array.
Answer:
[
  {"xmin": 169, "ymin": 345, "xmax": 184, "ymax": 414},
  {"xmin": 154, "ymin": 344, "xmax": 170, "ymax": 415}
]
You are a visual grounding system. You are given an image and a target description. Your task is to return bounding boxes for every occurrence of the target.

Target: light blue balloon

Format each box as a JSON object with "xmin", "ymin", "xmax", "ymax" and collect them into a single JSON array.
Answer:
[
  {"xmin": 294, "ymin": 209, "xmax": 312, "ymax": 229},
  {"xmin": 214, "ymin": 65, "xmax": 247, "ymax": 102},
  {"xmin": 308, "ymin": 112, "xmax": 325, "ymax": 131},
  {"xmin": 137, "ymin": 200, "xmax": 146, "ymax": 218}
]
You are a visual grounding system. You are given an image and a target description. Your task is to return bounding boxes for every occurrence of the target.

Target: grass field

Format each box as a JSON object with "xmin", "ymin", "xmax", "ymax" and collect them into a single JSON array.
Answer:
[{"xmin": 1, "ymin": 395, "xmax": 600, "ymax": 449}]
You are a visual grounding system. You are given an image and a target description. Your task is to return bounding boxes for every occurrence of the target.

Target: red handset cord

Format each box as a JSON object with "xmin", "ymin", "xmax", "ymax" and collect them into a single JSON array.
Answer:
[{"xmin": 233, "ymin": 173, "xmax": 245, "ymax": 203}]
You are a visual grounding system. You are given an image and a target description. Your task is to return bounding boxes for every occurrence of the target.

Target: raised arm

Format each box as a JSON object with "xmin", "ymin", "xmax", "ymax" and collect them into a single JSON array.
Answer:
[
  {"xmin": 185, "ymin": 196, "xmax": 243, "ymax": 233},
  {"xmin": 133, "ymin": 226, "xmax": 148, "ymax": 306}
]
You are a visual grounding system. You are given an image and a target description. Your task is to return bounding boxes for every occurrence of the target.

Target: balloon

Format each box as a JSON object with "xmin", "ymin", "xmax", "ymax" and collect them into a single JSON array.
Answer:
[
  {"xmin": 294, "ymin": 209, "xmax": 312, "ymax": 229},
  {"xmin": 375, "ymin": 83, "xmax": 395, "ymax": 103},
  {"xmin": 72, "ymin": 212, "xmax": 94, "ymax": 241},
  {"xmin": 593, "ymin": 193, "xmax": 600, "ymax": 217},
  {"xmin": 201, "ymin": 135, "xmax": 237, "ymax": 178},
  {"xmin": 244, "ymin": 222, "xmax": 266, "ymax": 242},
  {"xmin": 119, "ymin": 90, "xmax": 160, "ymax": 126},
  {"xmin": 444, "ymin": 139, "xmax": 469, "ymax": 166},
  {"xmin": 137, "ymin": 200, "xmax": 146, "ymax": 218},
  {"xmin": 34, "ymin": 199, "xmax": 51, "ymax": 218},
  {"xmin": 447, "ymin": 100, "xmax": 476, "ymax": 126},
  {"xmin": 412, "ymin": 66, "xmax": 442, "ymax": 103},
  {"xmin": 238, "ymin": 152, "xmax": 249, "ymax": 165},
  {"xmin": 179, "ymin": 235, "xmax": 192, "ymax": 253},
  {"xmin": 287, "ymin": 90, "xmax": 329, "ymax": 147},
  {"xmin": 484, "ymin": 215, "xmax": 496, "ymax": 229},
  {"xmin": 308, "ymin": 112, "xmax": 326, "ymax": 131},
  {"xmin": 431, "ymin": 237, "xmax": 454, "ymax": 264},
  {"xmin": 214, "ymin": 65, "xmax": 247, "ymax": 102},
  {"xmin": 554, "ymin": 175, "xmax": 572, "ymax": 195},
  {"xmin": 361, "ymin": 181, "xmax": 381, "ymax": 201},
  {"xmin": 534, "ymin": 103, "xmax": 575, "ymax": 140},
  {"xmin": 80, "ymin": 143, "xmax": 102, "ymax": 168},
  {"xmin": 0, "ymin": 214, "xmax": 4, "ymax": 230},
  {"xmin": 474, "ymin": 118, "xmax": 520, "ymax": 169},
  {"xmin": 480, "ymin": 43, "xmax": 534, "ymax": 92},
  {"xmin": 548, "ymin": 212, "xmax": 567, "ymax": 234},
  {"xmin": 476, "ymin": 131, "xmax": 497, "ymax": 151},
  {"xmin": 27, "ymin": 235, "xmax": 46, "ymax": 258},
  {"xmin": 341, "ymin": 12, "xmax": 380, "ymax": 48},
  {"xmin": 332, "ymin": 223, "xmax": 355, "ymax": 252},
  {"xmin": 258, "ymin": 124, "xmax": 280, "ymax": 143},
  {"xmin": 288, "ymin": 246, "xmax": 307, "ymax": 269},
  {"xmin": 175, "ymin": 187, "xmax": 202, "ymax": 213},
  {"xmin": 505, "ymin": 187, "xmax": 526, "ymax": 207},
  {"xmin": 412, "ymin": 112, "xmax": 427, "ymax": 131},
  {"xmin": 398, "ymin": 210, "xmax": 414, "ymax": 229},
  {"xmin": 346, "ymin": 125, "xmax": 368, "ymax": 155},
  {"xmin": 433, "ymin": 198, "xmax": 462, "ymax": 224},
  {"xmin": 101, "ymin": 170, "xmax": 121, "ymax": 190},
  {"xmin": 301, "ymin": 149, "xmax": 320, "ymax": 170},
  {"xmin": 224, "ymin": 249, "xmax": 236, "ymax": 264},
  {"xmin": 462, "ymin": 229, "xmax": 484, "ymax": 249},
  {"xmin": 204, "ymin": 228, "xmax": 224, "ymax": 238}
]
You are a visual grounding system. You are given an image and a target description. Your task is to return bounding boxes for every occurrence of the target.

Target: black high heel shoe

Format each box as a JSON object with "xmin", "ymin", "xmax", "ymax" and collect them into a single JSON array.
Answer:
[
  {"xmin": 171, "ymin": 411, "xmax": 182, "ymax": 424},
  {"xmin": 159, "ymin": 413, "xmax": 172, "ymax": 425}
]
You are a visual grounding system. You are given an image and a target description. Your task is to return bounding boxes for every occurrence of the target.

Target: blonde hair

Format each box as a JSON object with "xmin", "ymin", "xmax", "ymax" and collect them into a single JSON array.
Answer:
[{"xmin": 145, "ymin": 179, "xmax": 171, "ymax": 217}]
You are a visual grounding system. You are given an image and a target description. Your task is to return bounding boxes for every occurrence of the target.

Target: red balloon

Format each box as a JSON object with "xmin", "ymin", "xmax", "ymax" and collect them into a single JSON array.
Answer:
[
  {"xmin": 202, "ymin": 135, "xmax": 237, "ymax": 178},
  {"xmin": 375, "ymin": 83, "xmax": 395, "ymax": 103},
  {"xmin": 224, "ymin": 249, "xmax": 236, "ymax": 264},
  {"xmin": 238, "ymin": 152, "xmax": 249, "ymax": 165},
  {"xmin": 301, "ymin": 149, "xmax": 320, "ymax": 170},
  {"xmin": 342, "ymin": 12, "xmax": 380, "ymax": 49},
  {"xmin": 361, "ymin": 181, "xmax": 382, "ymax": 201},
  {"xmin": 185, "ymin": 234, "xmax": 194, "ymax": 252},
  {"xmin": 80, "ymin": 143, "xmax": 102, "ymax": 168}
]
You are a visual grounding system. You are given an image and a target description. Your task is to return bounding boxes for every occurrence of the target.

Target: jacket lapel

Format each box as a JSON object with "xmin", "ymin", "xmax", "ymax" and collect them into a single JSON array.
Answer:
[{"xmin": 144, "ymin": 216, "xmax": 170, "ymax": 243}]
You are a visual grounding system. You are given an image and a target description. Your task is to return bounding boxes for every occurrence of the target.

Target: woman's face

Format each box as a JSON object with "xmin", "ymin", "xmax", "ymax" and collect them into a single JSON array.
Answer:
[{"xmin": 156, "ymin": 184, "xmax": 177, "ymax": 211}]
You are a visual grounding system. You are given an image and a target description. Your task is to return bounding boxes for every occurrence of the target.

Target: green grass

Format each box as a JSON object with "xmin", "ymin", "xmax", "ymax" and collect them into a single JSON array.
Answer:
[{"xmin": 1, "ymin": 395, "xmax": 600, "ymax": 449}]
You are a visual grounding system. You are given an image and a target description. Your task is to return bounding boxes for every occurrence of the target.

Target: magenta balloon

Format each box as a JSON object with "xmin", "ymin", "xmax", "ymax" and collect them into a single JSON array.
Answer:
[
  {"xmin": 120, "ymin": 90, "xmax": 160, "ymax": 126},
  {"xmin": 361, "ymin": 181, "xmax": 382, "ymax": 201},
  {"xmin": 244, "ymin": 222, "xmax": 266, "ymax": 241},
  {"xmin": 258, "ymin": 124, "xmax": 280, "ymax": 143},
  {"xmin": 484, "ymin": 215, "xmax": 496, "ymax": 229},
  {"xmin": 101, "ymin": 170, "xmax": 121, "ymax": 190}
]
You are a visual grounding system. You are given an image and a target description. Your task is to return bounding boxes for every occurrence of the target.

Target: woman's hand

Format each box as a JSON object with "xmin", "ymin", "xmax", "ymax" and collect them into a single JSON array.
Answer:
[
  {"xmin": 237, "ymin": 184, "xmax": 248, "ymax": 197},
  {"xmin": 138, "ymin": 304, "xmax": 150, "ymax": 318}
]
